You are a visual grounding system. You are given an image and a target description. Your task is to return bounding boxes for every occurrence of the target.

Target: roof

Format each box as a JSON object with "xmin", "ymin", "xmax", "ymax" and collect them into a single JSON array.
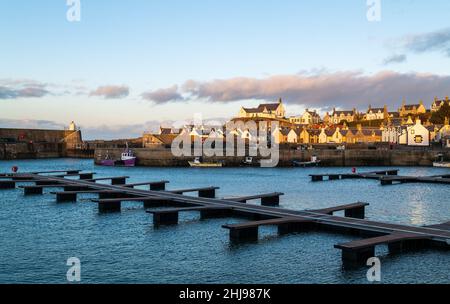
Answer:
[
  {"xmin": 280, "ymin": 128, "xmax": 292, "ymax": 136},
  {"xmin": 306, "ymin": 129, "xmax": 321, "ymax": 136},
  {"xmin": 151, "ymin": 134, "xmax": 178, "ymax": 145},
  {"xmin": 333, "ymin": 110, "xmax": 354, "ymax": 116},
  {"xmin": 403, "ymin": 104, "xmax": 421, "ymax": 111},
  {"xmin": 389, "ymin": 112, "xmax": 400, "ymax": 118},
  {"xmin": 159, "ymin": 128, "xmax": 173, "ymax": 135},
  {"xmin": 361, "ymin": 129, "xmax": 381, "ymax": 136},
  {"xmin": 433, "ymin": 99, "xmax": 449, "ymax": 107},
  {"xmin": 243, "ymin": 102, "xmax": 281, "ymax": 113},
  {"xmin": 367, "ymin": 107, "xmax": 385, "ymax": 113},
  {"xmin": 325, "ymin": 129, "xmax": 335, "ymax": 136},
  {"xmin": 305, "ymin": 110, "xmax": 321, "ymax": 117}
]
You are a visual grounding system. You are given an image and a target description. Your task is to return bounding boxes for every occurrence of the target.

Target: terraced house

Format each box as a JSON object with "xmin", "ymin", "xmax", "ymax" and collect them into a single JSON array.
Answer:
[
  {"xmin": 323, "ymin": 108, "xmax": 358, "ymax": 124},
  {"xmin": 398, "ymin": 99, "xmax": 427, "ymax": 117},
  {"xmin": 238, "ymin": 99, "xmax": 286, "ymax": 119}
]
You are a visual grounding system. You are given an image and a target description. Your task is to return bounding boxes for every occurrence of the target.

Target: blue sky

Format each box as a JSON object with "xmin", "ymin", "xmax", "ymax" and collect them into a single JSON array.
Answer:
[{"xmin": 1, "ymin": 0, "xmax": 450, "ymax": 139}]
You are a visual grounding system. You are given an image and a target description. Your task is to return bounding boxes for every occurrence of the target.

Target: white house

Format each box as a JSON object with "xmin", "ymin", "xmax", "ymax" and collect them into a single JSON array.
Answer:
[
  {"xmin": 382, "ymin": 126, "xmax": 400, "ymax": 144},
  {"xmin": 406, "ymin": 120, "xmax": 430, "ymax": 146}
]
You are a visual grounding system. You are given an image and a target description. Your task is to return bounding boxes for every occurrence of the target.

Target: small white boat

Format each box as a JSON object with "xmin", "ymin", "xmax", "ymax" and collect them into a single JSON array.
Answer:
[
  {"xmin": 433, "ymin": 162, "xmax": 450, "ymax": 168},
  {"xmin": 242, "ymin": 157, "xmax": 254, "ymax": 166},
  {"xmin": 293, "ymin": 155, "xmax": 321, "ymax": 167},
  {"xmin": 433, "ymin": 154, "xmax": 450, "ymax": 168},
  {"xmin": 188, "ymin": 157, "xmax": 223, "ymax": 168}
]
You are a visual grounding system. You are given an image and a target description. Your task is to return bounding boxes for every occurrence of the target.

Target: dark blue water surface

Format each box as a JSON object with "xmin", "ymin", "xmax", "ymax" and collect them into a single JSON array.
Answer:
[{"xmin": 0, "ymin": 159, "xmax": 449, "ymax": 284}]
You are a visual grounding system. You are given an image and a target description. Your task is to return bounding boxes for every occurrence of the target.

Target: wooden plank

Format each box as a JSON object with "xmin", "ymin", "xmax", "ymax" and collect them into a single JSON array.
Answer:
[
  {"xmin": 334, "ymin": 232, "xmax": 431, "ymax": 250},
  {"xmin": 87, "ymin": 176, "xmax": 129, "ymax": 182},
  {"xmin": 53, "ymin": 172, "xmax": 96, "ymax": 177},
  {"xmin": 222, "ymin": 217, "xmax": 307, "ymax": 230},
  {"xmin": 32, "ymin": 170, "xmax": 81, "ymax": 174},
  {"xmin": 225, "ymin": 192, "xmax": 284, "ymax": 202},
  {"xmin": 312, "ymin": 202, "xmax": 369, "ymax": 215},
  {"xmin": 124, "ymin": 181, "xmax": 170, "ymax": 187},
  {"xmin": 168, "ymin": 186, "xmax": 219, "ymax": 194},
  {"xmin": 146, "ymin": 206, "xmax": 231, "ymax": 214},
  {"xmin": 92, "ymin": 196, "xmax": 163, "ymax": 203}
]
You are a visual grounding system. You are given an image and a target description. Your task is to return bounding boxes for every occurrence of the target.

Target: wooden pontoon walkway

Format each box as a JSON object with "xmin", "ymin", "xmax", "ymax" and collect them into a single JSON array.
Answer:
[
  {"xmin": 310, "ymin": 169, "xmax": 450, "ymax": 186},
  {"xmin": 1, "ymin": 170, "xmax": 449, "ymax": 268}
]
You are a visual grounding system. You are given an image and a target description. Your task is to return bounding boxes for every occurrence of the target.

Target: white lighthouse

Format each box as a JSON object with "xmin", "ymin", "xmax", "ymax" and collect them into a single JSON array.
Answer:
[{"xmin": 69, "ymin": 121, "xmax": 77, "ymax": 131}]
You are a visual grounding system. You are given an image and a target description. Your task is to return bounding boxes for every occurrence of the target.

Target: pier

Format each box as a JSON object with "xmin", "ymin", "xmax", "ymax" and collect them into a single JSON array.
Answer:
[
  {"xmin": 310, "ymin": 169, "xmax": 450, "ymax": 186},
  {"xmin": 0, "ymin": 169, "xmax": 449, "ymax": 268}
]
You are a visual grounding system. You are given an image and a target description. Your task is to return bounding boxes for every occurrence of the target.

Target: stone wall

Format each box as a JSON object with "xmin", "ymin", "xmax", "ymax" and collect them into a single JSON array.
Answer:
[
  {"xmin": 0, "ymin": 128, "xmax": 83, "ymax": 160},
  {"xmin": 94, "ymin": 146, "xmax": 450, "ymax": 167},
  {"xmin": 0, "ymin": 128, "xmax": 81, "ymax": 144}
]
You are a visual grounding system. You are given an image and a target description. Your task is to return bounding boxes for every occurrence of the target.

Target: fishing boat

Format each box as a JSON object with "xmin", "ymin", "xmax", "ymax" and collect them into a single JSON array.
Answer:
[
  {"xmin": 99, "ymin": 145, "xmax": 136, "ymax": 167},
  {"xmin": 293, "ymin": 155, "xmax": 321, "ymax": 167},
  {"xmin": 242, "ymin": 157, "xmax": 254, "ymax": 166},
  {"xmin": 188, "ymin": 157, "xmax": 223, "ymax": 168},
  {"xmin": 433, "ymin": 154, "xmax": 450, "ymax": 168}
]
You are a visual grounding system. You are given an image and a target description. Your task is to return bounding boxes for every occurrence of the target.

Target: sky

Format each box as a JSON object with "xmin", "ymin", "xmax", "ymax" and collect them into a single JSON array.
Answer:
[{"xmin": 1, "ymin": 0, "xmax": 450, "ymax": 139}]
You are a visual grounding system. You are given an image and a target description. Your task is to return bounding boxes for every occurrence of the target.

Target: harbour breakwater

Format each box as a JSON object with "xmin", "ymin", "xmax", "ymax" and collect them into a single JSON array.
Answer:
[
  {"xmin": 0, "ymin": 143, "xmax": 94, "ymax": 160},
  {"xmin": 94, "ymin": 146, "xmax": 450, "ymax": 167},
  {"xmin": 0, "ymin": 128, "xmax": 92, "ymax": 160}
]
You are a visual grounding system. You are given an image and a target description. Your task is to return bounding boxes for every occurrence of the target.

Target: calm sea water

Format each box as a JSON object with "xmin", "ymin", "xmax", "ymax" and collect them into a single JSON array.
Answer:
[{"xmin": 0, "ymin": 158, "xmax": 449, "ymax": 284}]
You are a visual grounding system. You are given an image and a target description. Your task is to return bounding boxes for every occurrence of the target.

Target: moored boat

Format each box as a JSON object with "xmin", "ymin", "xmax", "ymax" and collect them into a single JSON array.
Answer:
[
  {"xmin": 293, "ymin": 155, "xmax": 321, "ymax": 167},
  {"xmin": 99, "ymin": 145, "xmax": 136, "ymax": 167},
  {"xmin": 188, "ymin": 157, "xmax": 223, "ymax": 168},
  {"xmin": 433, "ymin": 154, "xmax": 450, "ymax": 168}
]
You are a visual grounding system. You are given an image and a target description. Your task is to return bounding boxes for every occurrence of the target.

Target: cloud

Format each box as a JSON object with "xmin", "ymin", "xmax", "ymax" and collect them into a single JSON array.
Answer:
[
  {"xmin": 0, "ymin": 118, "xmax": 160, "ymax": 140},
  {"xmin": 89, "ymin": 85, "xmax": 130, "ymax": 99},
  {"xmin": 403, "ymin": 27, "xmax": 450, "ymax": 57},
  {"xmin": 142, "ymin": 85, "xmax": 184, "ymax": 103},
  {"xmin": 166, "ymin": 71, "xmax": 450, "ymax": 109},
  {"xmin": 0, "ymin": 118, "xmax": 65, "ymax": 130},
  {"xmin": 383, "ymin": 54, "xmax": 407, "ymax": 65},
  {"xmin": 0, "ymin": 79, "xmax": 50, "ymax": 99}
]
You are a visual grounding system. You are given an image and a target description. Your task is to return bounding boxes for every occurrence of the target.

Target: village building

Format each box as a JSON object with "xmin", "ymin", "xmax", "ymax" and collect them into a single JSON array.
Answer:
[
  {"xmin": 398, "ymin": 99, "xmax": 427, "ymax": 117},
  {"xmin": 406, "ymin": 119, "xmax": 430, "ymax": 146},
  {"xmin": 297, "ymin": 128, "xmax": 320, "ymax": 144},
  {"xmin": 290, "ymin": 109, "xmax": 321, "ymax": 125},
  {"xmin": 143, "ymin": 131, "xmax": 178, "ymax": 147},
  {"xmin": 431, "ymin": 96, "xmax": 450, "ymax": 112},
  {"xmin": 286, "ymin": 128, "xmax": 301, "ymax": 143},
  {"xmin": 381, "ymin": 119, "xmax": 430, "ymax": 146},
  {"xmin": 272, "ymin": 127, "xmax": 291, "ymax": 144},
  {"xmin": 436, "ymin": 118, "xmax": 450, "ymax": 142},
  {"xmin": 323, "ymin": 108, "xmax": 358, "ymax": 124},
  {"xmin": 382, "ymin": 126, "xmax": 402, "ymax": 144},
  {"xmin": 238, "ymin": 99, "xmax": 286, "ymax": 119},
  {"xmin": 318, "ymin": 128, "xmax": 336, "ymax": 143},
  {"xmin": 365, "ymin": 105, "xmax": 388, "ymax": 121}
]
